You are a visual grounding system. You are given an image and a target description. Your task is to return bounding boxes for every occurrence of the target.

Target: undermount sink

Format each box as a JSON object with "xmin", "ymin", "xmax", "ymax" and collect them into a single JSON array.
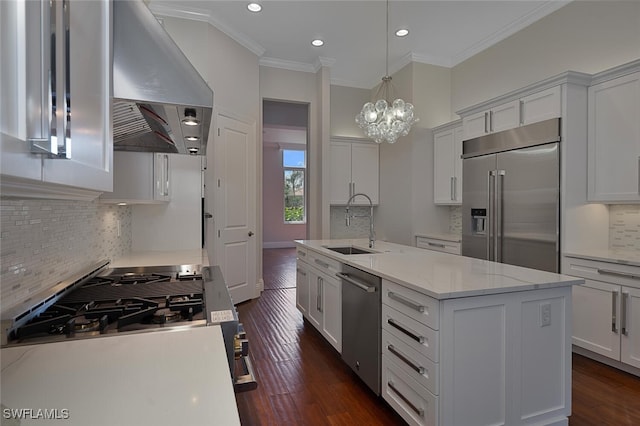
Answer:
[{"xmin": 325, "ymin": 246, "xmax": 377, "ymax": 255}]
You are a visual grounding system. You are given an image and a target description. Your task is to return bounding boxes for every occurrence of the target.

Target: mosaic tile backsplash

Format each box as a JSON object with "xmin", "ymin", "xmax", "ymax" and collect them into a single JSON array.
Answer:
[
  {"xmin": 330, "ymin": 206, "xmax": 376, "ymax": 239},
  {"xmin": 449, "ymin": 206, "xmax": 462, "ymax": 235},
  {"xmin": 610, "ymin": 205, "xmax": 640, "ymax": 251},
  {"xmin": 0, "ymin": 199, "xmax": 131, "ymax": 310}
]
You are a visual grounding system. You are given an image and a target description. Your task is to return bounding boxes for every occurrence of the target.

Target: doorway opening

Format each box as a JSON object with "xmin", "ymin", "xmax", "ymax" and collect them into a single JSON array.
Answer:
[{"xmin": 262, "ymin": 100, "xmax": 309, "ymax": 290}]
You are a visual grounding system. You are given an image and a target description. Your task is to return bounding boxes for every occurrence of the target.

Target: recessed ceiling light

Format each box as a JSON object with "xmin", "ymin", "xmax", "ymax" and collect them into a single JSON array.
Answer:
[
  {"xmin": 311, "ymin": 39, "xmax": 324, "ymax": 47},
  {"xmin": 395, "ymin": 29, "xmax": 409, "ymax": 37},
  {"xmin": 185, "ymin": 136, "xmax": 200, "ymax": 141},
  {"xmin": 247, "ymin": 3, "xmax": 262, "ymax": 13}
]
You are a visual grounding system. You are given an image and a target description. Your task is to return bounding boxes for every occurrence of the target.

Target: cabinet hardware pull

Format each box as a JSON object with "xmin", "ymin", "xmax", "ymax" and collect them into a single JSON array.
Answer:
[
  {"xmin": 318, "ymin": 277, "xmax": 323, "ymax": 313},
  {"xmin": 489, "ymin": 110, "xmax": 494, "ymax": 132},
  {"xmin": 519, "ymin": 100, "xmax": 524, "ymax": 125},
  {"xmin": 164, "ymin": 154, "xmax": 170, "ymax": 196},
  {"xmin": 317, "ymin": 277, "xmax": 322, "ymax": 312},
  {"xmin": 388, "ymin": 291, "xmax": 425, "ymax": 313},
  {"xmin": 427, "ymin": 242, "xmax": 446, "ymax": 249},
  {"xmin": 387, "ymin": 318, "xmax": 425, "ymax": 344},
  {"xmin": 612, "ymin": 291, "xmax": 619, "ymax": 334},
  {"xmin": 597, "ymin": 268, "xmax": 640, "ymax": 280},
  {"xmin": 387, "ymin": 380, "xmax": 424, "ymax": 418},
  {"xmin": 336, "ymin": 273, "xmax": 376, "ymax": 293},
  {"xmin": 453, "ymin": 176, "xmax": 457, "ymax": 201},
  {"xmin": 315, "ymin": 259, "xmax": 330, "ymax": 269},
  {"xmin": 622, "ymin": 292, "xmax": 629, "ymax": 336},
  {"xmin": 388, "ymin": 344, "xmax": 425, "ymax": 375},
  {"xmin": 296, "ymin": 268, "xmax": 306, "ymax": 277},
  {"xmin": 450, "ymin": 177, "xmax": 455, "ymax": 201},
  {"xmin": 484, "ymin": 112, "xmax": 488, "ymax": 134}
]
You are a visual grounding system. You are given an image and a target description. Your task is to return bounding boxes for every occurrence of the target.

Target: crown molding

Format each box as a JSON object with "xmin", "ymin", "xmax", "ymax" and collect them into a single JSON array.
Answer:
[
  {"xmin": 315, "ymin": 56, "xmax": 336, "ymax": 71},
  {"xmin": 259, "ymin": 57, "xmax": 316, "ymax": 73},
  {"xmin": 451, "ymin": 0, "xmax": 570, "ymax": 66},
  {"xmin": 207, "ymin": 13, "xmax": 266, "ymax": 57},
  {"xmin": 403, "ymin": 52, "xmax": 452, "ymax": 69},
  {"xmin": 330, "ymin": 78, "xmax": 372, "ymax": 90},
  {"xmin": 590, "ymin": 59, "xmax": 640, "ymax": 86},
  {"xmin": 148, "ymin": 3, "xmax": 210, "ymax": 23}
]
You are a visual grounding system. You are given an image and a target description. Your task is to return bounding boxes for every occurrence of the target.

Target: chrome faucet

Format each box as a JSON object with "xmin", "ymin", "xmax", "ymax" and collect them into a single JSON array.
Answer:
[{"xmin": 345, "ymin": 193, "xmax": 375, "ymax": 248}]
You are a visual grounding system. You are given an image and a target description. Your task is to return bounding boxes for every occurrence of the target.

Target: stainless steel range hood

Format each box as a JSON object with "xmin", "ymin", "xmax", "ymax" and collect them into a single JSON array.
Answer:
[{"xmin": 112, "ymin": 0, "xmax": 213, "ymax": 155}]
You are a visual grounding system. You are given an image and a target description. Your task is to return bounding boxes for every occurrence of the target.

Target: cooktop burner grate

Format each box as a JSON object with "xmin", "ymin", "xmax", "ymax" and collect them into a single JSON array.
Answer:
[{"xmin": 60, "ymin": 280, "xmax": 204, "ymax": 303}]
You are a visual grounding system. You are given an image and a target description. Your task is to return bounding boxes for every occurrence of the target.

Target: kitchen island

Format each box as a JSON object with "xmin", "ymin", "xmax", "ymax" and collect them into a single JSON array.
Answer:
[{"xmin": 295, "ymin": 239, "xmax": 583, "ymax": 426}]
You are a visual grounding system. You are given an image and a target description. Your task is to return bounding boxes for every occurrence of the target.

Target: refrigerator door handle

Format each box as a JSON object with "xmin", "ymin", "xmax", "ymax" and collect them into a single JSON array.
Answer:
[
  {"xmin": 487, "ymin": 171, "xmax": 496, "ymax": 261},
  {"xmin": 496, "ymin": 170, "xmax": 505, "ymax": 263}
]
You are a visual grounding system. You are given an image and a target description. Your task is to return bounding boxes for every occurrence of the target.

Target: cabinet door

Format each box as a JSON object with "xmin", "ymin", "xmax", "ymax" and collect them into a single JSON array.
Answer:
[
  {"xmin": 453, "ymin": 126, "xmax": 463, "ymax": 203},
  {"xmin": 154, "ymin": 153, "xmax": 171, "ymax": 201},
  {"xmin": 490, "ymin": 100, "xmax": 519, "ymax": 133},
  {"xmin": 329, "ymin": 141, "xmax": 352, "ymax": 204},
  {"xmin": 621, "ymin": 286, "xmax": 640, "ymax": 369},
  {"xmin": 307, "ymin": 270, "xmax": 323, "ymax": 330},
  {"xmin": 433, "ymin": 129, "xmax": 456, "ymax": 205},
  {"xmin": 296, "ymin": 263, "xmax": 310, "ymax": 317},
  {"xmin": 462, "ymin": 111, "xmax": 488, "ymax": 140},
  {"xmin": 351, "ymin": 142, "xmax": 379, "ymax": 205},
  {"xmin": 588, "ymin": 72, "xmax": 640, "ymax": 202},
  {"xmin": 42, "ymin": 0, "xmax": 113, "ymax": 192},
  {"xmin": 320, "ymin": 270, "xmax": 341, "ymax": 352},
  {"xmin": 521, "ymin": 86, "xmax": 561, "ymax": 126},
  {"xmin": 572, "ymin": 279, "xmax": 621, "ymax": 360}
]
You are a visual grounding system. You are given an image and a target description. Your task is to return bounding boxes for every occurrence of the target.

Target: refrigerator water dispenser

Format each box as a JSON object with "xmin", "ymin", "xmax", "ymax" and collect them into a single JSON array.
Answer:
[{"xmin": 471, "ymin": 208, "xmax": 487, "ymax": 235}]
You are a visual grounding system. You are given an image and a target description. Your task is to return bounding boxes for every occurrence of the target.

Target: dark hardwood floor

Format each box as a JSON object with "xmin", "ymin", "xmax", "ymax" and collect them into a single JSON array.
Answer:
[{"xmin": 235, "ymin": 248, "xmax": 640, "ymax": 425}]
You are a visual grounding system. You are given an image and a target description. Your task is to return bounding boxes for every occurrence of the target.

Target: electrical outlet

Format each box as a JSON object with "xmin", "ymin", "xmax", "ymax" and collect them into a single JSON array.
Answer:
[{"xmin": 540, "ymin": 302, "xmax": 551, "ymax": 327}]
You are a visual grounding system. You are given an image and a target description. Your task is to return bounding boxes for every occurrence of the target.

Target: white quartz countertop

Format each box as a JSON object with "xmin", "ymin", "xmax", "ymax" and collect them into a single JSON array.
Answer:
[
  {"xmin": 296, "ymin": 239, "xmax": 582, "ymax": 299},
  {"xmin": 414, "ymin": 232, "xmax": 462, "ymax": 243},
  {"xmin": 111, "ymin": 248, "xmax": 209, "ymax": 268},
  {"xmin": 1, "ymin": 326, "xmax": 239, "ymax": 426},
  {"xmin": 564, "ymin": 249, "xmax": 640, "ymax": 267}
]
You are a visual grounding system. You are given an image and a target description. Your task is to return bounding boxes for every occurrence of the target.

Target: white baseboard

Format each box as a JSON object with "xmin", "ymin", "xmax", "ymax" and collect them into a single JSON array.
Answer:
[{"xmin": 263, "ymin": 241, "xmax": 296, "ymax": 249}]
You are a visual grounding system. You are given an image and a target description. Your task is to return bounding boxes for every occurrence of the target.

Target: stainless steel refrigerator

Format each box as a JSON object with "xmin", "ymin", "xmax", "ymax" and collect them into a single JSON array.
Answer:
[{"xmin": 461, "ymin": 118, "xmax": 561, "ymax": 273}]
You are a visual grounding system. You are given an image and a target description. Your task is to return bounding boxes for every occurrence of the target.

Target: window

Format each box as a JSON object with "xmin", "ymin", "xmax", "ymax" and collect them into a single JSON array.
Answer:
[{"xmin": 283, "ymin": 149, "xmax": 305, "ymax": 223}]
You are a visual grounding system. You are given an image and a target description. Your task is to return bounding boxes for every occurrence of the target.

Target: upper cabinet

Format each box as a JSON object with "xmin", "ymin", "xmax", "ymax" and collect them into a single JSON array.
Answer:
[
  {"xmin": 587, "ymin": 71, "xmax": 640, "ymax": 203},
  {"xmin": 330, "ymin": 138, "xmax": 379, "ymax": 205},
  {"xmin": 433, "ymin": 121, "xmax": 463, "ymax": 205},
  {"xmin": 462, "ymin": 87, "xmax": 561, "ymax": 141},
  {"xmin": 0, "ymin": 0, "xmax": 112, "ymax": 198},
  {"xmin": 100, "ymin": 152, "xmax": 171, "ymax": 204}
]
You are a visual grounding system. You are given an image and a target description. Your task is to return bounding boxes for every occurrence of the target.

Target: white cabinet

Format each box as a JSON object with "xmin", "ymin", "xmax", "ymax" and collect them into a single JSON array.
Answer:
[
  {"xmin": 462, "ymin": 87, "xmax": 561, "ymax": 141},
  {"xmin": 415, "ymin": 236, "xmax": 461, "ymax": 255},
  {"xmin": 564, "ymin": 256, "xmax": 640, "ymax": 371},
  {"xmin": 296, "ymin": 248, "xmax": 342, "ymax": 352},
  {"xmin": 1, "ymin": 0, "xmax": 112, "ymax": 197},
  {"xmin": 330, "ymin": 138, "xmax": 379, "ymax": 205},
  {"xmin": 433, "ymin": 123, "xmax": 462, "ymax": 205},
  {"xmin": 100, "ymin": 152, "xmax": 171, "ymax": 204},
  {"xmin": 587, "ymin": 71, "xmax": 640, "ymax": 202}
]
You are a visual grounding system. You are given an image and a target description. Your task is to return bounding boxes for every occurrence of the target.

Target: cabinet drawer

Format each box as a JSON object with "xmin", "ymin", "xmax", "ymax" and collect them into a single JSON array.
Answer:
[
  {"xmin": 383, "ymin": 329, "xmax": 439, "ymax": 395},
  {"xmin": 307, "ymin": 250, "xmax": 342, "ymax": 276},
  {"xmin": 382, "ymin": 355, "xmax": 438, "ymax": 426},
  {"xmin": 383, "ymin": 280, "xmax": 439, "ymax": 330},
  {"xmin": 296, "ymin": 247, "xmax": 309, "ymax": 263},
  {"xmin": 563, "ymin": 256, "xmax": 640, "ymax": 289},
  {"xmin": 416, "ymin": 237, "xmax": 460, "ymax": 255},
  {"xmin": 382, "ymin": 304, "xmax": 439, "ymax": 362}
]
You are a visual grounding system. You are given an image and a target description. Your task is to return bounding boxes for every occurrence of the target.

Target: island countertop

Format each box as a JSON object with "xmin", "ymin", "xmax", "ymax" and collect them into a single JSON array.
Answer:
[{"xmin": 295, "ymin": 239, "xmax": 583, "ymax": 299}]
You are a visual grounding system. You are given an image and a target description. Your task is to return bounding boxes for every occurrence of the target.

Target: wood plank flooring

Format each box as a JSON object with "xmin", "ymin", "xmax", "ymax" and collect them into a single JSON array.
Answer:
[{"xmin": 235, "ymin": 248, "xmax": 640, "ymax": 425}]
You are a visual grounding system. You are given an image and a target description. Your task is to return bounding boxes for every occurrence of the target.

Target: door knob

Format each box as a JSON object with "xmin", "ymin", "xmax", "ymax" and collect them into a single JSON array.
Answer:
[{"xmin": 248, "ymin": 231, "xmax": 254, "ymax": 237}]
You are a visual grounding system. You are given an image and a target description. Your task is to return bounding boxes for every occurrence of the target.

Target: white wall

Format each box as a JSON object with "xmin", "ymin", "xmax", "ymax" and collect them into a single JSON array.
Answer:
[
  {"xmin": 330, "ymin": 85, "xmax": 371, "ymax": 137},
  {"xmin": 451, "ymin": 0, "xmax": 640, "ymax": 114},
  {"xmin": 131, "ymin": 155, "xmax": 202, "ymax": 251}
]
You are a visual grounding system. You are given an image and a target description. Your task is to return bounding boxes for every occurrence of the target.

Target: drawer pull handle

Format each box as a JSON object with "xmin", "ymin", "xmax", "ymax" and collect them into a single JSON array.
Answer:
[
  {"xmin": 315, "ymin": 259, "xmax": 330, "ymax": 269},
  {"xmin": 388, "ymin": 380, "xmax": 424, "ymax": 418},
  {"xmin": 427, "ymin": 242, "xmax": 446, "ymax": 249},
  {"xmin": 388, "ymin": 344, "xmax": 425, "ymax": 375},
  {"xmin": 296, "ymin": 268, "xmax": 306, "ymax": 277},
  {"xmin": 388, "ymin": 291, "xmax": 425, "ymax": 313},
  {"xmin": 336, "ymin": 272, "xmax": 376, "ymax": 293},
  {"xmin": 387, "ymin": 318, "xmax": 425, "ymax": 344},
  {"xmin": 298, "ymin": 251, "xmax": 306, "ymax": 257},
  {"xmin": 597, "ymin": 268, "xmax": 640, "ymax": 280},
  {"xmin": 622, "ymin": 292, "xmax": 629, "ymax": 336}
]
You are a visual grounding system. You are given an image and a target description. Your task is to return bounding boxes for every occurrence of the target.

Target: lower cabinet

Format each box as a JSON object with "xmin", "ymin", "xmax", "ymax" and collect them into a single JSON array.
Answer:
[
  {"xmin": 564, "ymin": 256, "xmax": 640, "ymax": 371},
  {"xmin": 296, "ymin": 247, "xmax": 342, "ymax": 352}
]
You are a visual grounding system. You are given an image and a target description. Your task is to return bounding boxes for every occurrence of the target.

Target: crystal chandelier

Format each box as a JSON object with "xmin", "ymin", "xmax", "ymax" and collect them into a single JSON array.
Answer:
[{"xmin": 355, "ymin": 0, "xmax": 418, "ymax": 144}]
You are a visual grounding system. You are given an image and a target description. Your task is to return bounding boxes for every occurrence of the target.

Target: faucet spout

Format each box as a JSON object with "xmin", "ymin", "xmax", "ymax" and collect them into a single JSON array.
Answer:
[{"xmin": 345, "ymin": 193, "xmax": 375, "ymax": 248}]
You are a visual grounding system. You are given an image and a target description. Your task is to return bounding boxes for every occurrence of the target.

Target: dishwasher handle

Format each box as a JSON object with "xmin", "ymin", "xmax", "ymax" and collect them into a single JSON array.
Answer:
[{"xmin": 336, "ymin": 272, "xmax": 377, "ymax": 293}]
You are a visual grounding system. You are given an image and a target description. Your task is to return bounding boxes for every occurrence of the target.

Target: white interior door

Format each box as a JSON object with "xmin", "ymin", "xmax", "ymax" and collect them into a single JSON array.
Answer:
[{"xmin": 212, "ymin": 113, "xmax": 257, "ymax": 304}]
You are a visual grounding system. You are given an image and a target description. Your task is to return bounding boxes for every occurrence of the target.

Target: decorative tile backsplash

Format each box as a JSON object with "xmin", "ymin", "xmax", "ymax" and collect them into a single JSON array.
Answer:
[
  {"xmin": 330, "ymin": 206, "xmax": 375, "ymax": 239},
  {"xmin": 609, "ymin": 205, "xmax": 640, "ymax": 251},
  {"xmin": 449, "ymin": 206, "xmax": 462, "ymax": 235},
  {"xmin": 0, "ymin": 199, "xmax": 131, "ymax": 310}
]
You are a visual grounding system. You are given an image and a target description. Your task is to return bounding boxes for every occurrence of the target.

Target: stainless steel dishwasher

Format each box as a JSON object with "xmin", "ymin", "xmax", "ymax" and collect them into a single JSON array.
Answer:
[{"xmin": 337, "ymin": 264, "xmax": 381, "ymax": 395}]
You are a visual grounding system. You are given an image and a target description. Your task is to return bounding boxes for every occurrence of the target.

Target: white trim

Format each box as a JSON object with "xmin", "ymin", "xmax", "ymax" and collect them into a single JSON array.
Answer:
[
  {"xmin": 315, "ymin": 56, "xmax": 336, "ymax": 71},
  {"xmin": 207, "ymin": 13, "xmax": 266, "ymax": 57},
  {"xmin": 590, "ymin": 59, "xmax": 640, "ymax": 85},
  {"xmin": 0, "ymin": 177, "xmax": 103, "ymax": 201},
  {"xmin": 402, "ymin": 52, "xmax": 452, "ymax": 69},
  {"xmin": 330, "ymin": 78, "xmax": 372, "ymax": 90},
  {"xmin": 263, "ymin": 241, "xmax": 297, "ymax": 249},
  {"xmin": 259, "ymin": 57, "xmax": 316, "ymax": 73},
  {"xmin": 148, "ymin": 3, "xmax": 210, "ymax": 23}
]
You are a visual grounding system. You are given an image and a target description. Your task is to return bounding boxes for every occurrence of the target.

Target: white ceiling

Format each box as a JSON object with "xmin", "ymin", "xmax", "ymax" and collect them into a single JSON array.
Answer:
[{"xmin": 149, "ymin": 0, "xmax": 571, "ymax": 89}]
